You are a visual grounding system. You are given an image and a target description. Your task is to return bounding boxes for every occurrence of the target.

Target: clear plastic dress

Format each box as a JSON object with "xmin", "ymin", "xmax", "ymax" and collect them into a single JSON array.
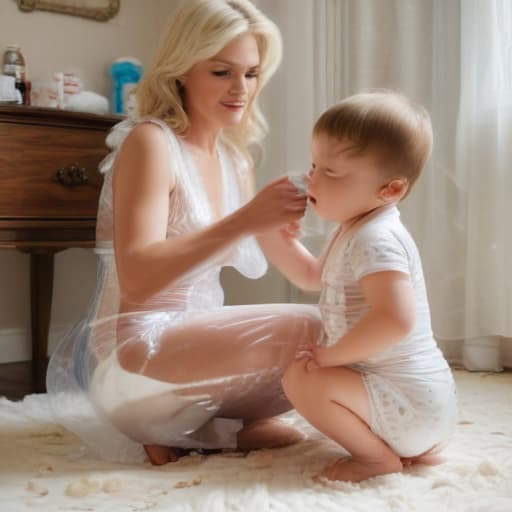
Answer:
[{"xmin": 46, "ymin": 117, "xmax": 323, "ymax": 463}]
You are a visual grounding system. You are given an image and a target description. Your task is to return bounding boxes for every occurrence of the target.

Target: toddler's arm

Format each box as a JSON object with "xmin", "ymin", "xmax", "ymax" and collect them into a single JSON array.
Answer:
[
  {"xmin": 258, "ymin": 230, "xmax": 322, "ymax": 291},
  {"xmin": 313, "ymin": 270, "xmax": 415, "ymax": 367}
]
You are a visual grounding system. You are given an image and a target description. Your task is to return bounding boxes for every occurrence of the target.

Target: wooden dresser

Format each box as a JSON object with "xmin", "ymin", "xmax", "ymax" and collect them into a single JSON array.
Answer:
[{"xmin": 0, "ymin": 105, "xmax": 122, "ymax": 393}]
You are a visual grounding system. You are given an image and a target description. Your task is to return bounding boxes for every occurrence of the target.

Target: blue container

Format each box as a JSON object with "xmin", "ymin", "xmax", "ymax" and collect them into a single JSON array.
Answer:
[{"xmin": 110, "ymin": 58, "xmax": 142, "ymax": 114}]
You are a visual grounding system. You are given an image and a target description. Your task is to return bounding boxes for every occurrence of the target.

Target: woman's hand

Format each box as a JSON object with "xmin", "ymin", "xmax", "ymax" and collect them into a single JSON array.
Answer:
[{"xmin": 239, "ymin": 177, "xmax": 307, "ymax": 235}]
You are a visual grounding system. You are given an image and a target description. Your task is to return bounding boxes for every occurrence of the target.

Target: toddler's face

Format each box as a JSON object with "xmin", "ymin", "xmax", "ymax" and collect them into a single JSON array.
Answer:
[{"xmin": 307, "ymin": 134, "xmax": 387, "ymax": 223}]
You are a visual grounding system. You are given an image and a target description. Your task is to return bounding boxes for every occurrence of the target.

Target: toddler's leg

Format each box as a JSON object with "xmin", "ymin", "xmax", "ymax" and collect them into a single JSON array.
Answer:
[
  {"xmin": 282, "ymin": 360, "xmax": 402, "ymax": 483},
  {"xmin": 400, "ymin": 443, "xmax": 446, "ymax": 468}
]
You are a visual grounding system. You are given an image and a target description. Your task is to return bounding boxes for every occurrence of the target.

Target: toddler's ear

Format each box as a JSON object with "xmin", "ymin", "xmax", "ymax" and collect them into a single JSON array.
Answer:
[{"xmin": 379, "ymin": 178, "xmax": 408, "ymax": 202}]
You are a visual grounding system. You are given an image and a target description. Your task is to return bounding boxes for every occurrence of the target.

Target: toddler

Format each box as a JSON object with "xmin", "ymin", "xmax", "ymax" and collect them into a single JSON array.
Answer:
[{"xmin": 260, "ymin": 91, "xmax": 458, "ymax": 482}]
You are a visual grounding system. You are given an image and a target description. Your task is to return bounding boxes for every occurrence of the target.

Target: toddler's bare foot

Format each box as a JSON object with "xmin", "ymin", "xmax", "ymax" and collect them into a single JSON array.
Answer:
[
  {"xmin": 317, "ymin": 455, "xmax": 403, "ymax": 483},
  {"xmin": 237, "ymin": 418, "xmax": 305, "ymax": 451},
  {"xmin": 401, "ymin": 452, "xmax": 446, "ymax": 468},
  {"xmin": 144, "ymin": 444, "xmax": 184, "ymax": 465}
]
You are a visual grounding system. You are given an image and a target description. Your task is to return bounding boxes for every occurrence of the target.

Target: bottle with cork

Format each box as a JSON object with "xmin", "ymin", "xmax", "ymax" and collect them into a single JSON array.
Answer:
[{"xmin": 2, "ymin": 44, "xmax": 30, "ymax": 105}]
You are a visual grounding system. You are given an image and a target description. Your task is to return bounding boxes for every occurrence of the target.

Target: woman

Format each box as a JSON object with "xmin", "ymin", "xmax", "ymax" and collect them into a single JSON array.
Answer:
[{"xmin": 46, "ymin": 0, "xmax": 323, "ymax": 465}]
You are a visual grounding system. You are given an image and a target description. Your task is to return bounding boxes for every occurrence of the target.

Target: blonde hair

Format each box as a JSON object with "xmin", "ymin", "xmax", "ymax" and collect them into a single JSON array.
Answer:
[
  {"xmin": 136, "ymin": 0, "xmax": 282, "ymax": 156},
  {"xmin": 313, "ymin": 91, "xmax": 433, "ymax": 195}
]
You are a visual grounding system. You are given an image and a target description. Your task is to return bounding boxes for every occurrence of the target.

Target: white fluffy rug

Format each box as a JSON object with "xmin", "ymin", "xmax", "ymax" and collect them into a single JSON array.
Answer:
[{"xmin": 1, "ymin": 369, "xmax": 511, "ymax": 512}]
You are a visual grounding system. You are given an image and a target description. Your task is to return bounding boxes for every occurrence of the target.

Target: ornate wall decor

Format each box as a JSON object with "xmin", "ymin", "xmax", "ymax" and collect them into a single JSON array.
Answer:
[{"xmin": 16, "ymin": 0, "xmax": 120, "ymax": 22}]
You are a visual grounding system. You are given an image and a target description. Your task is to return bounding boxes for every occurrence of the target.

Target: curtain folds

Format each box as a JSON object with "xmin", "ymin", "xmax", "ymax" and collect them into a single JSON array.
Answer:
[
  {"xmin": 258, "ymin": 0, "xmax": 511, "ymax": 370},
  {"xmin": 421, "ymin": 0, "xmax": 512, "ymax": 370},
  {"xmin": 455, "ymin": 0, "xmax": 512, "ymax": 369}
]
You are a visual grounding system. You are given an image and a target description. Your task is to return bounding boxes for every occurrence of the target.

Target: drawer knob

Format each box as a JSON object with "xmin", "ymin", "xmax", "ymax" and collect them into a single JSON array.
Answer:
[{"xmin": 54, "ymin": 164, "xmax": 89, "ymax": 186}]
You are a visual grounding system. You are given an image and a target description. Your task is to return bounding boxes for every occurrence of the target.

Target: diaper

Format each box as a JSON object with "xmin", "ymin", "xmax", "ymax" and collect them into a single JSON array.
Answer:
[
  {"xmin": 361, "ymin": 369, "xmax": 457, "ymax": 457},
  {"xmin": 90, "ymin": 351, "xmax": 243, "ymax": 449}
]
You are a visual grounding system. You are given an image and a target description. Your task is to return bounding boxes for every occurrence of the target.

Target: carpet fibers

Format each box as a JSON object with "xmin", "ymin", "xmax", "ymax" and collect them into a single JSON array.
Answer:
[{"xmin": 0, "ymin": 369, "xmax": 511, "ymax": 512}]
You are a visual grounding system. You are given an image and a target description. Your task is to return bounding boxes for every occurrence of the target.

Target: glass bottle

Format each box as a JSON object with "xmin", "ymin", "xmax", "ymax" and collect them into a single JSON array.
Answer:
[
  {"xmin": 3, "ymin": 44, "xmax": 26, "ymax": 79},
  {"xmin": 3, "ymin": 44, "xmax": 27, "ymax": 104}
]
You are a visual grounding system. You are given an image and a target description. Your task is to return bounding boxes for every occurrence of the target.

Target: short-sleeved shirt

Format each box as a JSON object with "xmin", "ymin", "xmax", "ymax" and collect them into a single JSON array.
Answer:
[{"xmin": 320, "ymin": 205, "xmax": 446, "ymax": 373}]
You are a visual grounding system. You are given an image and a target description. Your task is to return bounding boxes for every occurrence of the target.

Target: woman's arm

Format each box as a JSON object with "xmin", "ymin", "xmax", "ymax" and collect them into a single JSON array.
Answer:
[
  {"xmin": 313, "ymin": 270, "xmax": 416, "ymax": 367},
  {"xmin": 243, "ymin": 166, "xmax": 321, "ymax": 291},
  {"xmin": 113, "ymin": 124, "xmax": 306, "ymax": 304}
]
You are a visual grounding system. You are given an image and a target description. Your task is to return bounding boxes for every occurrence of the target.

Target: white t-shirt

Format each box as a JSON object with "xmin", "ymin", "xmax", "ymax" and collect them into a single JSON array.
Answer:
[{"xmin": 320, "ymin": 205, "xmax": 447, "ymax": 373}]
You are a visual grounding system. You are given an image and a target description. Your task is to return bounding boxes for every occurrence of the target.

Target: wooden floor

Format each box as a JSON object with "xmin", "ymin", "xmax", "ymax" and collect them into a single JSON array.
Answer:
[{"xmin": 0, "ymin": 361, "xmax": 33, "ymax": 401}]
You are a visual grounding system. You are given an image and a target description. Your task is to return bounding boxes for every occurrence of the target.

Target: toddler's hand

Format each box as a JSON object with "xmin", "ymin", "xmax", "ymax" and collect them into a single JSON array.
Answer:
[
  {"xmin": 279, "ymin": 220, "xmax": 302, "ymax": 244},
  {"xmin": 312, "ymin": 345, "xmax": 333, "ymax": 368},
  {"xmin": 296, "ymin": 342, "xmax": 320, "ymax": 372},
  {"xmin": 304, "ymin": 356, "xmax": 319, "ymax": 372},
  {"xmin": 296, "ymin": 342, "xmax": 314, "ymax": 361},
  {"xmin": 297, "ymin": 343, "xmax": 333, "ymax": 368}
]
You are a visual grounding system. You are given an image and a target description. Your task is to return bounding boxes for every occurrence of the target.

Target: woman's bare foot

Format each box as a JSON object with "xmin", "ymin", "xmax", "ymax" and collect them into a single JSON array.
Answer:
[
  {"xmin": 318, "ymin": 455, "xmax": 403, "ymax": 483},
  {"xmin": 144, "ymin": 419, "xmax": 305, "ymax": 464},
  {"xmin": 237, "ymin": 418, "xmax": 305, "ymax": 451},
  {"xmin": 143, "ymin": 444, "xmax": 184, "ymax": 465}
]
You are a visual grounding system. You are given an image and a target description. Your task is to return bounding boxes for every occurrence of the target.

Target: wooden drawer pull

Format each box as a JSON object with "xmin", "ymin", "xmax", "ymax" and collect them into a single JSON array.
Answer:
[{"xmin": 54, "ymin": 164, "xmax": 89, "ymax": 186}]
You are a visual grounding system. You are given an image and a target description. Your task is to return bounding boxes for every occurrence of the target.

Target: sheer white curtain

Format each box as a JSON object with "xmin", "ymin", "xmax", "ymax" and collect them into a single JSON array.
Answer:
[
  {"xmin": 403, "ymin": 0, "xmax": 512, "ymax": 370},
  {"xmin": 448, "ymin": 0, "xmax": 512, "ymax": 369},
  {"xmin": 259, "ymin": 0, "xmax": 512, "ymax": 370}
]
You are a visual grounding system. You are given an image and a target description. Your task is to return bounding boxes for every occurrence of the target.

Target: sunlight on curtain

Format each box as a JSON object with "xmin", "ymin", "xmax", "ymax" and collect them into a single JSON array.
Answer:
[
  {"xmin": 261, "ymin": 0, "xmax": 512, "ymax": 369},
  {"xmin": 455, "ymin": 0, "xmax": 512, "ymax": 369},
  {"xmin": 352, "ymin": 0, "xmax": 511, "ymax": 370},
  {"xmin": 420, "ymin": 0, "xmax": 512, "ymax": 370},
  {"xmin": 336, "ymin": 0, "xmax": 512, "ymax": 370}
]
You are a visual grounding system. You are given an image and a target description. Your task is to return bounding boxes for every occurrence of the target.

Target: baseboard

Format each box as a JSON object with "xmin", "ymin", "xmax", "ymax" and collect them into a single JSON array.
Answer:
[
  {"xmin": 437, "ymin": 337, "xmax": 512, "ymax": 370},
  {"xmin": 502, "ymin": 344, "xmax": 512, "ymax": 369},
  {"xmin": 0, "ymin": 328, "xmax": 30, "ymax": 363},
  {"xmin": 0, "ymin": 324, "xmax": 72, "ymax": 364}
]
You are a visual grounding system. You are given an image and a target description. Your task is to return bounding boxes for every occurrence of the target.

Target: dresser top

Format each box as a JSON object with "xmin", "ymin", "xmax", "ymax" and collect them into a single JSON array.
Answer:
[{"xmin": 0, "ymin": 105, "xmax": 123, "ymax": 130}]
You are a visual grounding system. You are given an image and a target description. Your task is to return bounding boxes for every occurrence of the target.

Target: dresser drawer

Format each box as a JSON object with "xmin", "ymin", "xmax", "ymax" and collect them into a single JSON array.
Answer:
[{"xmin": 0, "ymin": 122, "xmax": 108, "ymax": 218}]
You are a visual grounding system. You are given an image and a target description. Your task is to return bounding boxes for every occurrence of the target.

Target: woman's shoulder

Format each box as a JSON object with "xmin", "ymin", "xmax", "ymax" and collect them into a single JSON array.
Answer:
[
  {"xmin": 104, "ymin": 118, "xmax": 180, "ymax": 190},
  {"xmin": 101, "ymin": 117, "xmax": 181, "ymax": 174},
  {"xmin": 110, "ymin": 123, "xmax": 171, "ymax": 176},
  {"xmin": 106, "ymin": 117, "xmax": 177, "ymax": 151},
  {"xmin": 123, "ymin": 121, "xmax": 170, "ymax": 150}
]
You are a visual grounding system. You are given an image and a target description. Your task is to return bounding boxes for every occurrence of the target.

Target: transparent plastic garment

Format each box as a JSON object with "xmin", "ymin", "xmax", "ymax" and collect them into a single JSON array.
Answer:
[{"xmin": 46, "ymin": 117, "xmax": 324, "ymax": 463}]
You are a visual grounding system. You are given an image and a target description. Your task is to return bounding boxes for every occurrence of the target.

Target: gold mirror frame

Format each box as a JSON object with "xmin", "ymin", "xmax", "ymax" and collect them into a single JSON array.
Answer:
[{"xmin": 16, "ymin": 0, "xmax": 120, "ymax": 22}]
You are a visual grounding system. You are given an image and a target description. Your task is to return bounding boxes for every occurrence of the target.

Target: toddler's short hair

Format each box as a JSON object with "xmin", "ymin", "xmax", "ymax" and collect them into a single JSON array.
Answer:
[{"xmin": 313, "ymin": 91, "xmax": 433, "ymax": 194}]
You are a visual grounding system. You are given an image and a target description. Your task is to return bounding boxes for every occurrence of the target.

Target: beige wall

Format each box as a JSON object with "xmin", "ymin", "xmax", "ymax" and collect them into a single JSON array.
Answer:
[
  {"xmin": 0, "ymin": 0, "xmax": 174, "ymax": 98},
  {"xmin": 0, "ymin": 0, "xmax": 178, "ymax": 362},
  {"xmin": 0, "ymin": 0, "xmax": 292, "ymax": 363}
]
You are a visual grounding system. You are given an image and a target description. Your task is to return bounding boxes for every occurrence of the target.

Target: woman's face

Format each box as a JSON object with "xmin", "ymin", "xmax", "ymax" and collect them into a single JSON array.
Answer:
[{"xmin": 183, "ymin": 32, "xmax": 260, "ymax": 132}]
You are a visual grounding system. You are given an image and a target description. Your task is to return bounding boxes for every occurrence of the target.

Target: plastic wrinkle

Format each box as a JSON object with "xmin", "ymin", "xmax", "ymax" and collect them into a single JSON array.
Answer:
[{"xmin": 46, "ymin": 117, "xmax": 324, "ymax": 463}]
